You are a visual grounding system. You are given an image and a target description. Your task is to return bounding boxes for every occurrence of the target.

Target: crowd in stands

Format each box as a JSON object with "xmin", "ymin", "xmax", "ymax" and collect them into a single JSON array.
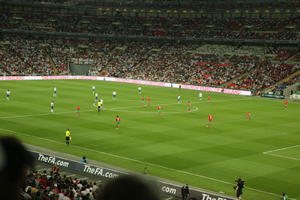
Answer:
[
  {"xmin": 269, "ymin": 47, "xmax": 299, "ymax": 61},
  {"xmin": 25, "ymin": 0, "xmax": 300, "ymax": 10},
  {"xmin": 282, "ymin": 74, "xmax": 300, "ymax": 87},
  {"xmin": 0, "ymin": 38, "xmax": 52, "ymax": 75},
  {"xmin": 1, "ymin": 34, "xmax": 300, "ymax": 93},
  {"xmin": 227, "ymin": 63, "xmax": 300, "ymax": 93},
  {"xmin": 0, "ymin": 11, "xmax": 299, "ymax": 41},
  {"xmin": 0, "ymin": 135, "xmax": 159, "ymax": 200},
  {"xmin": 21, "ymin": 168, "xmax": 98, "ymax": 200}
]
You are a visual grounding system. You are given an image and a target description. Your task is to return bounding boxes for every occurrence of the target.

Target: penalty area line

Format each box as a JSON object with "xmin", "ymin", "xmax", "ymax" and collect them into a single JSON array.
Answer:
[
  {"xmin": 262, "ymin": 144, "xmax": 300, "ymax": 154},
  {"xmin": 263, "ymin": 153, "xmax": 300, "ymax": 161},
  {"xmin": 0, "ymin": 127, "xmax": 289, "ymax": 200},
  {"xmin": 262, "ymin": 144, "xmax": 300, "ymax": 161}
]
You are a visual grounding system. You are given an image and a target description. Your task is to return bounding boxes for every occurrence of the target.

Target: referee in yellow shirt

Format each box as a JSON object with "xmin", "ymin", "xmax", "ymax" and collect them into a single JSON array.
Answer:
[
  {"xmin": 65, "ymin": 128, "xmax": 71, "ymax": 145},
  {"xmin": 97, "ymin": 100, "xmax": 101, "ymax": 112}
]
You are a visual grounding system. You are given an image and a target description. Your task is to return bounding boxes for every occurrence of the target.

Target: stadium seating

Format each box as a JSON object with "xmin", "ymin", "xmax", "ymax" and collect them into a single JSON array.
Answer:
[
  {"xmin": 228, "ymin": 63, "xmax": 300, "ymax": 93},
  {"xmin": 0, "ymin": 37, "xmax": 52, "ymax": 75},
  {"xmin": 22, "ymin": 166, "xmax": 99, "ymax": 200},
  {"xmin": 281, "ymin": 74, "xmax": 300, "ymax": 87},
  {"xmin": 0, "ymin": 11, "xmax": 299, "ymax": 41},
  {"xmin": 1, "ymin": 34, "xmax": 300, "ymax": 93}
]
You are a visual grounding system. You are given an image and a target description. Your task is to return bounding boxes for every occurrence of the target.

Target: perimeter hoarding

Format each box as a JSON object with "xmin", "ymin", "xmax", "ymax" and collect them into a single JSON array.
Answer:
[
  {"xmin": 31, "ymin": 151, "xmax": 234, "ymax": 200},
  {"xmin": 0, "ymin": 76, "xmax": 251, "ymax": 96}
]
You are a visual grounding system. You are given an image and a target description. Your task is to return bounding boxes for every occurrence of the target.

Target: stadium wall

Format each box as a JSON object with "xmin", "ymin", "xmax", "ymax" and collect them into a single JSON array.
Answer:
[
  {"xmin": 0, "ymin": 76, "xmax": 252, "ymax": 96},
  {"xmin": 31, "ymin": 151, "xmax": 235, "ymax": 200}
]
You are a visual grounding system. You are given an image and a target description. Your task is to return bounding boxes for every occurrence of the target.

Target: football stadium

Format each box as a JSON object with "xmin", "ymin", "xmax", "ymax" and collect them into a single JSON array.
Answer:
[{"xmin": 0, "ymin": 1, "xmax": 300, "ymax": 200}]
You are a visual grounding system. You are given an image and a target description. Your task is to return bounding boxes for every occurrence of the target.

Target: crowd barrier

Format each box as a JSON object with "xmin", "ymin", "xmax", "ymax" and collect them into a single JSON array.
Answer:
[
  {"xmin": 31, "ymin": 151, "xmax": 234, "ymax": 200},
  {"xmin": 0, "ymin": 76, "xmax": 252, "ymax": 96}
]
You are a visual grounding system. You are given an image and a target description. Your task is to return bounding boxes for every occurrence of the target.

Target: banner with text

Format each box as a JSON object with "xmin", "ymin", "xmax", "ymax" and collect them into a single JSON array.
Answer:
[
  {"xmin": 31, "ymin": 151, "xmax": 234, "ymax": 200},
  {"xmin": 0, "ymin": 76, "xmax": 251, "ymax": 96}
]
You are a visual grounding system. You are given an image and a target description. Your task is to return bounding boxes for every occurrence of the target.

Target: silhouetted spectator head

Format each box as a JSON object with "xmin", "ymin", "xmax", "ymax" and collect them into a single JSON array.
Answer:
[
  {"xmin": 0, "ymin": 136, "xmax": 34, "ymax": 200},
  {"xmin": 97, "ymin": 175, "xmax": 160, "ymax": 200}
]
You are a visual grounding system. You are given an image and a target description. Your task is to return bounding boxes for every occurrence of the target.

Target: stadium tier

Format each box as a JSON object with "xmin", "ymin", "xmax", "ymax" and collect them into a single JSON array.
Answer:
[
  {"xmin": 1, "ymin": 35, "xmax": 299, "ymax": 93},
  {"xmin": 0, "ymin": 13, "xmax": 299, "ymax": 41}
]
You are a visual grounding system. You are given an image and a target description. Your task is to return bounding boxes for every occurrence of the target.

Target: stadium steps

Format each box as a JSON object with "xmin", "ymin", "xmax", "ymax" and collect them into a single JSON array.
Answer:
[
  {"xmin": 47, "ymin": 54, "xmax": 58, "ymax": 75},
  {"xmin": 286, "ymin": 50, "xmax": 300, "ymax": 63},
  {"xmin": 262, "ymin": 69, "xmax": 300, "ymax": 93},
  {"xmin": 99, "ymin": 51, "xmax": 118, "ymax": 73},
  {"xmin": 39, "ymin": 45, "xmax": 58, "ymax": 75}
]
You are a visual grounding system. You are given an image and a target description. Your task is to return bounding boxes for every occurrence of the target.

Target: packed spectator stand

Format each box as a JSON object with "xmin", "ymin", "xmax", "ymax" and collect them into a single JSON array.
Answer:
[
  {"xmin": 0, "ymin": 0, "xmax": 300, "ymax": 95},
  {"xmin": 17, "ymin": 0, "xmax": 300, "ymax": 10},
  {"xmin": 281, "ymin": 74, "xmax": 300, "ymax": 87},
  {"xmin": 1, "ymin": 34, "xmax": 299, "ymax": 94},
  {"xmin": 21, "ymin": 166, "xmax": 99, "ymax": 200},
  {"xmin": 1, "ymin": 12, "xmax": 299, "ymax": 41}
]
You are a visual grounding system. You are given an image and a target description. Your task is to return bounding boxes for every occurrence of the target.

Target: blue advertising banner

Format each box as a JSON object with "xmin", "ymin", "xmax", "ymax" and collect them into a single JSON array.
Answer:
[{"xmin": 30, "ymin": 151, "xmax": 235, "ymax": 200}]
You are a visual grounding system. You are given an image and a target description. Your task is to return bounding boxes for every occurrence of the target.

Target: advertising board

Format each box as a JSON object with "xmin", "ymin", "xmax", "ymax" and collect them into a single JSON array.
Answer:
[
  {"xmin": 31, "ymin": 151, "xmax": 234, "ymax": 200},
  {"xmin": 0, "ymin": 76, "xmax": 251, "ymax": 96}
]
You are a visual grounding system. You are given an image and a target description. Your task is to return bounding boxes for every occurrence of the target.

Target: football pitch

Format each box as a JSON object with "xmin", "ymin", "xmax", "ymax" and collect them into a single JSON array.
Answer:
[{"xmin": 0, "ymin": 80, "xmax": 300, "ymax": 200}]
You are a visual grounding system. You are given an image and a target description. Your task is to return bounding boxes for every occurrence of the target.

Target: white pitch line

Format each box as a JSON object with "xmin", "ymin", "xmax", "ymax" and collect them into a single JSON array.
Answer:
[
  {"xmin": 0, "ymin": 109, "xmax": 94, "ymax": 119},
  {"xmin": 93, "ymin": 102, "xmax": 199, "ymax": 114},
  {"xmin": 263, "ymin": 144, "xmax": 300, "ymax": 154},
  {"xmin": 192, "ymin": 98, "xmax": 251, "ymax": 104},
  {"xmin": 104, "ymin": 106, "xmax": 199, "ymax": 114},
  {"xmin": 263, "ymin": 153, "xmax": 300, "ymax": 161},
  {"xmin": 0, "ymin": 127, "xmax": 291, "ymax": 200},
  {"xmin": 0, "ymin": 97, "xmax": 250, "ymax": 119},
  {"xmin": 0, "ymin": 102, "xmax": 193, "ymax": 119}
]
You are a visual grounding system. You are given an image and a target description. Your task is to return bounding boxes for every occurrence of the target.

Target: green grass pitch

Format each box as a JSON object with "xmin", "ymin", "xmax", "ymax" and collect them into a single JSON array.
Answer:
[{"xmin": 0, "ymin": 80, "xmax": 300, "ymax": 200}]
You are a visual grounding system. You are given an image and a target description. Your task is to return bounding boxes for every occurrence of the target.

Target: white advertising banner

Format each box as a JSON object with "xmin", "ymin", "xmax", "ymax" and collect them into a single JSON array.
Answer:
[{"xmin": 0, "ymin": 76, "xmax": 251, "ymax": 96}]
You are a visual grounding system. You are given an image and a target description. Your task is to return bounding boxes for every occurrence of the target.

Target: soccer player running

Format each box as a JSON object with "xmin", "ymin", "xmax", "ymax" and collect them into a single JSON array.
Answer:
[
  {"xmin": 100, "ymin": 99, "xmax": 104, "ymax": 108},
  {"xmin": 245, "ymin": 112, "xmax": 251, "ymax": 120},
  {"xmin": 65, "ymin": 128, "xmax": 71, "ymax": 145},
  {"xmin": 50, "ymin": 101, "xmax": 55, "ymax": 113},
  {"xmin": 157, "ymin": 104, "xmax": 162, "ymax": 115},
  {"xmin": 97, "ymin": 100, "xmax": 101, "ymax": 112},
  {"xmin": 115, "ymin": 115, "xmax": 121, "ymax": 129},
  {"xmin": 76, "ymin": 105, "xmax": 80, "ymax": 116},
  {"xmin": 92, "ymin": 86, "xmax": 96, "ymax": 94},
  {"xmin": 206, "ymin": 114, "xmax": 213, "ymax": 127},
  {"xmin": 199, "ymin": 92, "xmax": 203, "ymax": 100},
  {"xmin": 147, "ymin": 96, "xmax": 151, "ymax": 107},
  {"xmin": 283, "ymin": 99, "xmax": 289, "ymax": 109},
  {"xmin": 281, "ymin": 192, "xmax": 288, "ymax": 200},
  {"xmin": 207, "ymin": 96, "xmax": 211, "ymax": 102},
  {"xmin": 53, "ymin": 87, "xmax": 57, "ymax": 97},
  {"xmin": 138, "ymin": 87, "xmax": 142, "ymax": 95},
  {"xmin": 141, "ymin": 96, "xmax": 145, "ymax": 107},
  {"xmin": 112, "ymin": 91, "xmax": 117, "ymax": 101},
  {"xmin": 187, "ymin": 101, "xmax": 192, "ymax": 112},
  {"xmin": 177, "ymin": 95, "xmax": 181, "ymax": 104},
  {"xmin": 95, "ymin": 93, "xmax": 99, "ymax": 102},
  {"xmin": 6, "ymin": 89, "xmax": 10, "ymax": 100}
]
